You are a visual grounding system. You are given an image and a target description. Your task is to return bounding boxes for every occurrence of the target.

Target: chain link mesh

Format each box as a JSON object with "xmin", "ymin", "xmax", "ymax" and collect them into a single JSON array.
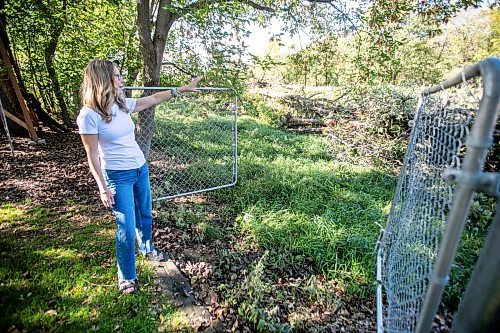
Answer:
[
  {"xmin": 378, "ymin": 81, "xmax": 481, "ymax": 332},
  {"xmin": 128, "ymin": 88, "xmax": 238, "ymax": 201},
  {"xmin": 0, "ymin": 97, "xmax": 15, "ymax": 156}
]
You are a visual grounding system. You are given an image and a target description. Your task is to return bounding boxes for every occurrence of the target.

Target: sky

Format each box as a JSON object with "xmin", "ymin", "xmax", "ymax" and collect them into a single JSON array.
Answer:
[{"xmin": 245, "ymin": 19, "xmax": 312, "ymax": 58}]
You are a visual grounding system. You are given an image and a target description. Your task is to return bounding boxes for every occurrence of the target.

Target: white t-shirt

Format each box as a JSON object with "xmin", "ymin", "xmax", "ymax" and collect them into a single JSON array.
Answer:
[{"xmin": 77, "ymin": 98, "xmax": 146, "ymax": 170}]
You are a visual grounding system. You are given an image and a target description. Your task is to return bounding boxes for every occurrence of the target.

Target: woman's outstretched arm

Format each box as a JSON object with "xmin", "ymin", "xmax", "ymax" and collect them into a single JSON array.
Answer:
[{"xmin": 133, "ymin": 76, "xmax": 203, "ymax": 113}]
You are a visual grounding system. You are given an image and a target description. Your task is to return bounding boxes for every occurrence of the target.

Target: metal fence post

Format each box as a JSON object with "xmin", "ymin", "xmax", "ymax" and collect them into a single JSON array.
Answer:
[
  {"xmin": 451, "ymin": 197, "xmax": 500, "ymax": 333},
  {"xmin": 415, "ymin": 57, "xmax": 500, "ymax": 333}
]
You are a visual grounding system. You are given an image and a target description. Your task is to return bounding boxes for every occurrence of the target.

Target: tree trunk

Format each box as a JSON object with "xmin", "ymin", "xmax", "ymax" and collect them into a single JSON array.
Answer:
[
  {"xmin": 44, "ymin": 23, "xmax": 72, "ymax": 128},
  {"xmin": 281, "ymin": 117, "xmax": 336, "ymax": 128},
  {"xmin": 34, "ymin": 0, "xmax": 72, "ymax": 128},
  {"xmin": 303, "ymin": 63, "xmax": 308, "ymax": 86},
  {"xmin": 136, "ymin": 0, "xmax": 176, "ymax": 159}
]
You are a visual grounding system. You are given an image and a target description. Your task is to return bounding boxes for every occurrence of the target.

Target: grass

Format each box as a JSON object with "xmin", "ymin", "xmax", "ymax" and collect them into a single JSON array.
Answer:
[
  {"xmin": 148, "ymin": 92, "xmax": 487, "ymax": 317},
  {"xmin": 3, "ymin": 91, "xmax": 486, "ymax": 330},
  {"xmin": 147, "ymin": 95, "xmax": 396, "ymax": 297},
  {"xmin": 0, "ymin": 202, "xmax": 192, "ymax": 333},
  {"xmin": 214, "ymin": 116, "xmax": 396, "ymax": 295},
  {"xmin": 148, "ymin": 96, "xmax": 396, "ymax": 295}
]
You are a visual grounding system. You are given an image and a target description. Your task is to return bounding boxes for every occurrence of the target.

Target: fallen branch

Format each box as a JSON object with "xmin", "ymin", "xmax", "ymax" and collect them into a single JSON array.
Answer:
[
  {"xmin": 285, "ymin": 127, "xmax": 327, "ymax": 133},
  {"xmin": 282, "ymin": 117, "xmax": 336, "ymax": 128}
]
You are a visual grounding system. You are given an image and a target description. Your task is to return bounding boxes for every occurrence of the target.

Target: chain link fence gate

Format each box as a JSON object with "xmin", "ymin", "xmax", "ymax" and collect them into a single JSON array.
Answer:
[
  {"xmin": 376, "ymin": 57, "xmax": 500, "ymax": 332},
  {"xmin": 125, "ymin": 87, "xmax": 238, "ymax": 202}
]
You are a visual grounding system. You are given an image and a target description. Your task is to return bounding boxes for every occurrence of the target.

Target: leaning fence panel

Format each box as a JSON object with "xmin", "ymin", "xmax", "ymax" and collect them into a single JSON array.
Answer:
[
  {"xmin": 126, "ymin": 87, "xmax": 238, "ymax": 202},
  {"xmin": 377, "ymin": 58, "xmax": 500, "ymax": 332}
]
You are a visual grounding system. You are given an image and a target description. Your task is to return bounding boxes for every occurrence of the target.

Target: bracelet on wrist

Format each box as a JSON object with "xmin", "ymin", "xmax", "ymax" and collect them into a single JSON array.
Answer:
[{"xmin": 171, "ymin": 88, "xmax": 182, "ymax": 98}]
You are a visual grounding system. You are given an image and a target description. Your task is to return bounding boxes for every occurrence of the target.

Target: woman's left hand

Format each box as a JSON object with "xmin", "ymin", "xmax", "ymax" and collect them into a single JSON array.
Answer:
[{"xmin": 179, "ymin": 76, "xmax": 203, "ymax": 93}]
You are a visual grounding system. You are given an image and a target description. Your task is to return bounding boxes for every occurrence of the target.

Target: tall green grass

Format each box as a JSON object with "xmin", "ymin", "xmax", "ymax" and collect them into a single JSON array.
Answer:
[
  {"xmin": 214, "ymin": 116, "xmax": 396, "ymax": 294},
  {"xmin": 150, "ymin": 97, "xmax": 397, "ymax": 293}
]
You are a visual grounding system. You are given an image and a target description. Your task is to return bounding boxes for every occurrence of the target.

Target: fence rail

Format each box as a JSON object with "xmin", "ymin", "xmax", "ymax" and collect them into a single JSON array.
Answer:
[{"xmin": 377, "ymin": 57, "xmax": 500, "ymax": 332}]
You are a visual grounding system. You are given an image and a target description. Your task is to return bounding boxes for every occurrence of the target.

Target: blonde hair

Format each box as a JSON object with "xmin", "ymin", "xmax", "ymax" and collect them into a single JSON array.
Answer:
[{"xmin": 80, "ymin": 59, "xmax": 128, "ymax": 122}]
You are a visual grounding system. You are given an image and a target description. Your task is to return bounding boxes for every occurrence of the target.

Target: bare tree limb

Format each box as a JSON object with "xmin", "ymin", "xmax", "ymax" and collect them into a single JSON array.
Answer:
[
  {"xmin": 238, "ymin": 0, "xmax": 275, "ymax": 12},
  {"xmin": 176, "ymin": 0, "xmax": 275, "ymax": 18},
  {"xmin": 162, "ymin": 61, "xmax": 197, "ymax": 77}
]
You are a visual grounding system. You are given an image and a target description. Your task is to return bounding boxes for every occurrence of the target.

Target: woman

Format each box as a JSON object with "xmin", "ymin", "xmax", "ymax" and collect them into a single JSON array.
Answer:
[{"xmin": 77, "ymin": 59, "xmax": 202, "ymax": 294}]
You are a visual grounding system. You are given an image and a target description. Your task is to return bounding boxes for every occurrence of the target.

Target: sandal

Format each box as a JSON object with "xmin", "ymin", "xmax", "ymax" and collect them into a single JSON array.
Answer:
[
  {"xmin": 119, "ymin": 279, "xmax": 137, "ymax": 295},
  {"xmin": 145, "ymin": 249, "xmax": 166, "ymax": 262}
]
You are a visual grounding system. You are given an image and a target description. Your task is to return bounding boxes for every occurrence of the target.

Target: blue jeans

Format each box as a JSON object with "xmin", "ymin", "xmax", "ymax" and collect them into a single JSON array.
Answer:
[{"xmin": 102, "ymin": 163, "xmax": 154, "ymax": 283}]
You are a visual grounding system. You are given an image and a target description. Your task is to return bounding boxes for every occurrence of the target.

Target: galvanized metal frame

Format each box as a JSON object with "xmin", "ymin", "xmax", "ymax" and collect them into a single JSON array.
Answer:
[
  {"xmin": 124, "ymin": 86, "xmax": 238, "ymax": 202},
  {"xmin": 377, "ymin": 57, "xmax": 500, "ymax": 332}
]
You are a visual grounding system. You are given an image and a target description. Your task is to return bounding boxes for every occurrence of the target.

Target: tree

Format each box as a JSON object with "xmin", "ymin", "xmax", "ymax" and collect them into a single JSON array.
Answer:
[
  {"xmin": 355, "ymin": 0, "xmax": 482, "ymax": 83},
  {"xmin": 2, "ymin": 0, "xmax": 140, "ymax": 128},
  {"xmin": 134, "ymin": 0, "xmax": 369, "ymax": 158},
  {"xmin": 0, "ymin": 0, "xmax": 40, "ymax": 139},
  {"xmin": 32, "ymin": 0, "xmax": 72, "ymax": 127}
]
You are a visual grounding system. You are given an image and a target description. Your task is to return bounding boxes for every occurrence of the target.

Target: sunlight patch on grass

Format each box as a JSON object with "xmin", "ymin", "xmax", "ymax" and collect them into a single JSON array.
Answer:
[
  {"xmin": 0, "ymin": 204, "xmax": 25, "ymax": 221},
  {"xmin": 216, "ymin": 117, "xmax": 396, "ymax": 295},
  {"xmin": 0, "ymin": 202, "xmax": 181, "ymax": 332},
  {"xmin": 37, "ymin": 248, "xmax": 81, "ymax": 261}
]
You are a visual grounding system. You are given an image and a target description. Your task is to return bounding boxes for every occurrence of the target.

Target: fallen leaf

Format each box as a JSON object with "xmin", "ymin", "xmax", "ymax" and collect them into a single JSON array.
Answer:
[{"xmin": 44, "ymin": 310, "xmax": 57, "ymax": 317}]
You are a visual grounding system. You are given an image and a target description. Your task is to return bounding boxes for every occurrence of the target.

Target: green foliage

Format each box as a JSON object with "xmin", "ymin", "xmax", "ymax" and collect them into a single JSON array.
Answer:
[
  {"xmin": 268, "ymin": 7, "xmax": 495, "ymax": 88},
  {"xmin": 444, "ymin": 194, "xmax": 494, "ymax": 310},
  {"xmin": 0, "ymin": 203, "xmax": 186, "ymax": 332},
  {"xmin": 3, "ymin": 0, "xmax": 491, "ymax": 125},
  {"xmin": 467, "ymin": 193, "xmax": 496, "ymax": 231},
  {"xmin": 3, "ymin": 0, "xmax": 141, "ymax": 121},
  {"xmin": 285, "ymin": 36, "xmax": 340, "ymax": 87},
  {"xmin": 442, "ymin": 193, "xmax": 496, "ymax": 311}
]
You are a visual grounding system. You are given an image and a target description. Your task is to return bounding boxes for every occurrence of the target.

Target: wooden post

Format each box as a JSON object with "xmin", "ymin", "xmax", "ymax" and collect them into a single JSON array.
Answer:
[{"xmin": 0, "ymin": 36, "xmax": 39, "ymax": 141}]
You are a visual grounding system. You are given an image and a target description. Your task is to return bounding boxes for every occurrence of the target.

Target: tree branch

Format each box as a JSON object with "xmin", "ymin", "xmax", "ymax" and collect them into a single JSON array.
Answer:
[
  {"xmin": 162, "ymin": 61, "xmax": 197, "ymax": 77},
  {"xmin": 175, "ymin": 0, "xmax": 275, "ymax": 19},
  {"xmin": 238, "ymin": 0, "xmax": 274, "ymax": 12},
  {"xmin": 329, "ymin": 2, "xmax": 364, "ymax": 33}
]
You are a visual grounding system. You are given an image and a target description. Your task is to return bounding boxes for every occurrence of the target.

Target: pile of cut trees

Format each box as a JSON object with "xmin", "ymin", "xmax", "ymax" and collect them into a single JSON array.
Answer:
[{"xmin": 277, "ymin": 94, "xmax": 346, "ymax": 133}]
